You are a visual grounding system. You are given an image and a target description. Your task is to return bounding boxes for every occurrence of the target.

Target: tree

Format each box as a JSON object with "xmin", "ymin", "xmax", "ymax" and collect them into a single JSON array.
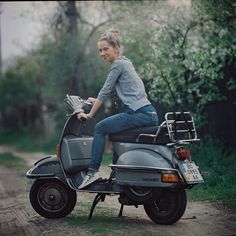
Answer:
[
  {"xmin": 191, "ymin": 0, "xmax": 236, "ymax": 148},
  {"xmin": 44, "ymin": 1, "xmax": 115, "ymax": 97},
  {"xmin": 113, "ymin": 0, "xmax": 235, "ymax": 147},
  {"xmin": 0, "ymin": 53, "xmax": 43, "ymax": 131}
]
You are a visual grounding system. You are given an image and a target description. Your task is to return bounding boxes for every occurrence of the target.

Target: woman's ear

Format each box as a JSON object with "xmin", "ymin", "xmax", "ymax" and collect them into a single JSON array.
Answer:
[{"xmin": 115, "ymin": 47, "xmax": 120, "ymax": 56}]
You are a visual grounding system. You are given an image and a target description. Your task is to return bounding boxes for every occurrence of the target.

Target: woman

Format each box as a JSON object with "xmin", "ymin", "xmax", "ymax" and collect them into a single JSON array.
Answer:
[{"xmin": 77, "ymin": 28, "xmax": 158, "ymax": 189}]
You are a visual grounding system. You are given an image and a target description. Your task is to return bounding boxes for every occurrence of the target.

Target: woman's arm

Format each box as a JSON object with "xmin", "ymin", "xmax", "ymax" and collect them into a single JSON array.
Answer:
[
  {"xmin": 77, "ymin": 60, "xmax": 122, "ymax": 121},
  {"xmin": 88, "ymin": 99, "xmax": 103, "ymax": 118}
]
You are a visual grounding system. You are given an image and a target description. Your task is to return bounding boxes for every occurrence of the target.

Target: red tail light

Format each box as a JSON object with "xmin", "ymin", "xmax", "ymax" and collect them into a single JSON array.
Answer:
[{"xmin": 176, "ymin": 147, "xmax": 190, "ymax": 160}]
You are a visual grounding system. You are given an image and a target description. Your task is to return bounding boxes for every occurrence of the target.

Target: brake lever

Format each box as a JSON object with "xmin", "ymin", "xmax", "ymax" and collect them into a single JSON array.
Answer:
[
  {"xmin": 66, "ymin": 112, "xmax": 75, "ymax": 117},
  {"xmin": 84, "ymin": 100, "xmax": 93, "ymax": 106}
]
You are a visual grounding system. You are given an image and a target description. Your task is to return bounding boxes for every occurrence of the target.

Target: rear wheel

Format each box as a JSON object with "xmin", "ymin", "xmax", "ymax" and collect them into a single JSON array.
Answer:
[
  {"xmin": 30, "ymin": 179, "xmax": 77, "ymax": 218},
  {"xmin": 125, "ymin": 186, "xmax": 153, "ymax": 203},
  {"xmin": 144, "ymin": 189, "xmax": 187, "ymax": 225}
]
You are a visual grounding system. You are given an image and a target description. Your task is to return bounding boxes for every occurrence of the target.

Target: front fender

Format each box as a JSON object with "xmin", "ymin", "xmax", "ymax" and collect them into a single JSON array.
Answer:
[{"xmin": 26, "ymin": 155, "xmax": 66, "ymax": 184}]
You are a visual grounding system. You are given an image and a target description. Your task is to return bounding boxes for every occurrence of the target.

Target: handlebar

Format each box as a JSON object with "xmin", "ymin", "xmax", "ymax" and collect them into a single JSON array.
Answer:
[{"xmin": 65, "ymin": 94, "xmax": 93, "ymax": 116}]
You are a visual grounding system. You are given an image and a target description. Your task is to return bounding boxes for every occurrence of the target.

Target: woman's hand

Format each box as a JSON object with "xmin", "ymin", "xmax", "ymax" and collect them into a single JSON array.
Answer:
[
  {"xmin": 77, "ymin": 98, "xmax": 102, "ymax": 121},
  {"xmin": 77, "ymin": 112, "xmax": 92, "ymax": 121},
  {"xmin": 87, "ymin": 97, "xmax": 97, "ymax": 105}
]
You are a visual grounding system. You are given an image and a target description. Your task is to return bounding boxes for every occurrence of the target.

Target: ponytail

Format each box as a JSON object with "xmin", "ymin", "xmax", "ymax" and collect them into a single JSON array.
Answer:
[{"xmin": 99, "ymin": 28, "xmax": 121, "ymax": 49}]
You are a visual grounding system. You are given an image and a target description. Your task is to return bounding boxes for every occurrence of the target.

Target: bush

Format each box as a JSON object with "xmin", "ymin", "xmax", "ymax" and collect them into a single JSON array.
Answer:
[{"xmin": 189, "ymin": 139, "xmax": 236, "ymax": 208}]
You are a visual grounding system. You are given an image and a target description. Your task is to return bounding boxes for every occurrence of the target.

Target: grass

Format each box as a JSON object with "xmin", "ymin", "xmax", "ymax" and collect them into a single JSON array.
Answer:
[
  {"xmin": 0, "ymin": 129, "xmax": 58, "ymax": 153},
  {"xmin": 187, "ymin": 140, "xmax": 236, "ymax": 208},
  {"xmin": 65, "ymin": 201, "xmax": 152, "ymax": 236},
  {"xmin": 102, "ymin": 153, "xmax": 114, "ymax": 165},
  {"xmin": 65, "ymin": 205, "xmax": 120, "ymax": 235},
  {"xmin": 0, "ymin": 153, "xmax": 28, "ymax": 175}
]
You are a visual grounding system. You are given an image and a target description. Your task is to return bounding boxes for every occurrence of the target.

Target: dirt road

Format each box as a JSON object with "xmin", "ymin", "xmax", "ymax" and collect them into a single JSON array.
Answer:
[{"xmin": 0, "ymin": 145, "xmax": 236, "ymax": 236}]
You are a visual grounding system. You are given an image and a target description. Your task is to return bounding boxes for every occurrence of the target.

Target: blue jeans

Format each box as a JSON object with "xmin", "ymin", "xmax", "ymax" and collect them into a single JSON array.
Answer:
[{"xmin": 89, "ymin": 104, "xmax": 158, "ymax": 170}]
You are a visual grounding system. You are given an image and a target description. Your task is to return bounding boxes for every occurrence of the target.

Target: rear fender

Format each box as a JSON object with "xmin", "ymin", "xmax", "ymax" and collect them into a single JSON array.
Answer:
[
  {"xmin": 110, "ymin": 149, "xmax": 179, "ymax": 187},
  {"xmin": 116, "ymin": 149, "xmax": 173, "ymax": 168},
  {"xmin": 26, "ymin": 155, "xmax": 67, "ymax": 185}
]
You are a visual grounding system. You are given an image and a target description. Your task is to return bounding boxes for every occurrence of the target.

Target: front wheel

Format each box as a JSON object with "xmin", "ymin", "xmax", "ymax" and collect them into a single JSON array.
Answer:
[
  {"xmin": 29, "ymin": 179, "xmax": 77, "ymax": 218},
  {"xmin": 144, "ymin": 189, "xmax": 187, "ymax": 225}
]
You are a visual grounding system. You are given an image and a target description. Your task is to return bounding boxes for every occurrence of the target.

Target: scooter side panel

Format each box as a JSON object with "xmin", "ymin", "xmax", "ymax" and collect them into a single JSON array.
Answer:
[{"xmin": 113, "ymin": 142, "xmax": 173, "ymax": 167}]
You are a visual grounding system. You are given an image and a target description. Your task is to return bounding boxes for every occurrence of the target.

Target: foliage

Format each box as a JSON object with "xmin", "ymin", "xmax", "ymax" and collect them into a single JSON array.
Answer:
[
  {"xmin": 114, "ymin": 0, "xmax": 236, "ymax": 145},
  {"xmin": 189, "ymin": 140, "xmax": 236, "ymax": 208},
  {"xmin": 0, "ymin": 54, "xmax": 44, "ymax": 131},
  {"xmin": 125, "ymin": 1, "xmax": 236, "ymax": 114},
  {"xmin": 0, "ymin": 1, "xmax": 235, "ymax": 143}
]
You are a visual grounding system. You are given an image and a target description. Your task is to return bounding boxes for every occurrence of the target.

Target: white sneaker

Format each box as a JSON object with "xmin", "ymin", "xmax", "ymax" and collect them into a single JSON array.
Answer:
[{"xmin": 79, "ymin": 170, "xmax": 101, "ymax": 189}]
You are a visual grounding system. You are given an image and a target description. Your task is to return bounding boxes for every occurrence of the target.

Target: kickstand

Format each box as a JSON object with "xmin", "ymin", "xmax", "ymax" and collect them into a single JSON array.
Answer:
[
  {"xmin": 88, "ymin": 193, "xmax": 106, "ymax": 220},
  {"xmin": 118, "ymin": 204, "xmax": 124, "ymax": 217}
]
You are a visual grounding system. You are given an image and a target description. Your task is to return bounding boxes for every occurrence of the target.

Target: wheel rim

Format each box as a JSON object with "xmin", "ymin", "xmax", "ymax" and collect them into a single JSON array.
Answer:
[{"xmin": 37, "ymin": 182, "xmax": 68, "ymax": 213}]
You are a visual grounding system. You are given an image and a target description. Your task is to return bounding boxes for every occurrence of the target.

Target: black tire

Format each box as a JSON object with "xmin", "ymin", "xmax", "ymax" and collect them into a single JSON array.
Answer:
[
  {"xmin": 144, "ymin": 189, "xmax": 187, "ymax": 225},
  {"xmin": 29, "ymin": 179, "xmax": 77, "ymax": 218}
]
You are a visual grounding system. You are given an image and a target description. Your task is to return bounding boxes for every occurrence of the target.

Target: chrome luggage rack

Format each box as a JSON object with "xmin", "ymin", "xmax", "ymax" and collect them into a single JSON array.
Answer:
[
  {"xmin": 137, "ymin": 112, "xmax": 199, "ymax": 145},
  {"xmin": 165, "ymin": 112, "xmax": 199, "ymax": 143}
]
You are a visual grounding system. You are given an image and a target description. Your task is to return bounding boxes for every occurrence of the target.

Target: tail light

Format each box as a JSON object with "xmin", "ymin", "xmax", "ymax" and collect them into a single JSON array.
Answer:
[
  {"xmin": 176, "ymin": 146, "xmax": 190, "ymax": 160},
  {"xmin": 162, "ymin": 173, "xmax": 180, "ymax": 183}
]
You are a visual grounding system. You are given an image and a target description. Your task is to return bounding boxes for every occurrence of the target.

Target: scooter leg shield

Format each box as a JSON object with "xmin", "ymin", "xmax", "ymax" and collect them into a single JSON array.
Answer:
[{"xmin": 26, "ymin": 155, "xmax": 67, "ymax": 185}]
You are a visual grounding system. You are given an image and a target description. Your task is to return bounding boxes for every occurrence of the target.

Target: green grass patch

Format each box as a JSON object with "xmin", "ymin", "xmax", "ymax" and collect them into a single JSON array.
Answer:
[
  {"xmin": 187, "ymin": 140, "xmax": 236, "ymax": 208},
  {"xmin": 0, "ymin": 153, "xmax": 28, "ymax": 174},
  {"xmin": 102, "ymin": 153, "xmax": 113, "ymax": 166},
  {"xmin": 65, "ymin": 201, "xmax": 151, "ymax": 236},
  {"xmin": 0, "ymin": 129, "xmax": 57, "ymax": 153}
]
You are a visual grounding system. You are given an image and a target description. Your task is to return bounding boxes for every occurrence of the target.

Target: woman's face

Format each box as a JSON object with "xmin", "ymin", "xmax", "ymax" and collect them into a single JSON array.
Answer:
[{"xmin": 97, "ymin": 40, "xmax": 119, "ymax": 64}]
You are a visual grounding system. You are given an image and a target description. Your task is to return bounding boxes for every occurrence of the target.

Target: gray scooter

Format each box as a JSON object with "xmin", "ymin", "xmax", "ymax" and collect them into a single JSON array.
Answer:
[{"xmin": 26, "ymin": 95, "xmax": 204, "ymax": 225}]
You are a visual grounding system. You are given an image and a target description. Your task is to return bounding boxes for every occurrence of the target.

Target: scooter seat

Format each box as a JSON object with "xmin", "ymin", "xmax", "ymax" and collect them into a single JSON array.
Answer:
[{"xmin": 109, "ymin": 126, "xmax": 170, "ymax": 144}]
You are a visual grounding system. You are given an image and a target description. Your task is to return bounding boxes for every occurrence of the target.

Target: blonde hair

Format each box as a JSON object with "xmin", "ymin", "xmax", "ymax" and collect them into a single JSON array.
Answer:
[{"xmin": 99, "ymin": 28, "xmax": 121, "ymax": 49}]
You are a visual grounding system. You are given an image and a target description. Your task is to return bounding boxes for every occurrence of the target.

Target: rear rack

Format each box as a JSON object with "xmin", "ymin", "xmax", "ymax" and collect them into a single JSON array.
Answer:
[
  {"xmin": 165, "ymin": 112, "xmax": 199, "ymax": 143},
  {"xmin": 136, "ymin": 111, "xmax": 199, "ymax": 145}
]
